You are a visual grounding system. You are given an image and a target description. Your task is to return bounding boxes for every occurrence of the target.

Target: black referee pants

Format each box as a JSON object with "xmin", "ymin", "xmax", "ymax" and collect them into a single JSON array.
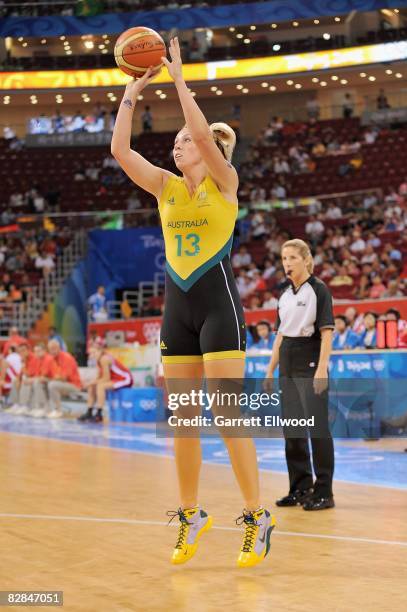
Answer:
[{"xmin": 279, "ymin": 337, "xmax": 334, "ymax": 498}]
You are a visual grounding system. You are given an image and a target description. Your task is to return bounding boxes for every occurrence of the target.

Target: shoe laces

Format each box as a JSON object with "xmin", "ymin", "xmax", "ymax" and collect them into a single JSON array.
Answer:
[
  {"xmin": 236, "ymin": 511, "xmax": 259, "ymax": 553},
  {"xmin": 166, "ymin": 508, "xmax": 191, "ymax": 550}
]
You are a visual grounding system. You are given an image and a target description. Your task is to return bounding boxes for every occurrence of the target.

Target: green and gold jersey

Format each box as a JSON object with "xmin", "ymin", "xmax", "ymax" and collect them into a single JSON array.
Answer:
[{"xmin": 158, "ymin": 175, "xmax": 237, "ymax": 291}]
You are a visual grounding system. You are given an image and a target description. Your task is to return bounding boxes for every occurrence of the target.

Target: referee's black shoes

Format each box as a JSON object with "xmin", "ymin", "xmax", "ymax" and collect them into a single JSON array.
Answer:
[
  {"xmin": 303, "ymin": 496, "xmax": 335, "ymax": 511},
  {"xmin": 275, "ymin": 489, "xmax": 313, "ymax": 507}
]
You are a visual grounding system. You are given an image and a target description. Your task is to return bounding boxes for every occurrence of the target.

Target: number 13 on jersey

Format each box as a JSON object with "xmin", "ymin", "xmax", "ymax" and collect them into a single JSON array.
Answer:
[{"xmin": 175, "ymin": 233, "xmax": 201, "ymax": 257}]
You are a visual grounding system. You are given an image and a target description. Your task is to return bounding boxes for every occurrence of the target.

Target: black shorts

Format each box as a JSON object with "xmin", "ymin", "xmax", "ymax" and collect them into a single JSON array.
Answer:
[{"xmin": 160, "ymin": 256, "xmax": 246, "ymax": 363}]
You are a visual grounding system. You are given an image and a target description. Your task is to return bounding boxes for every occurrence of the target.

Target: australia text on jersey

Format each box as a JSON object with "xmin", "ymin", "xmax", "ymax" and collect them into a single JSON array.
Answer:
[{"xmin": 167, "ymin": 218, "xmax": 209, "ymax": 229}]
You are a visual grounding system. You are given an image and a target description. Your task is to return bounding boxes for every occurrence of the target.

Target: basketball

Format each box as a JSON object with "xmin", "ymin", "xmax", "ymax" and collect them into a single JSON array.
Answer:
[{"xmin": 114, "ymin": 26, "xmax": 166, "ymax": 78}]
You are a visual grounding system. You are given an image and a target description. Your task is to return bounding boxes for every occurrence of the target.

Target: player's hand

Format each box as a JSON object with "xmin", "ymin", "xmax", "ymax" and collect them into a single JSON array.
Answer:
[
  {"xmin": 161, "ymin": 37, "xmax": 183, "ymax": 83},
  {"xmin": 124, "ymin": 66, "xmax": 158, "ymax": 99},
  {"xmin": 313, "ymin": 367, "xmax": 328, "ymax": 395}
]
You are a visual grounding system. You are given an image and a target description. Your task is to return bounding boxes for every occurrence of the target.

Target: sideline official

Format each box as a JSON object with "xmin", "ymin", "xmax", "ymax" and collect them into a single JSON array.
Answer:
[{"xmin": 266, "ymin": 239, "xmax": 335, "ymax": 511}]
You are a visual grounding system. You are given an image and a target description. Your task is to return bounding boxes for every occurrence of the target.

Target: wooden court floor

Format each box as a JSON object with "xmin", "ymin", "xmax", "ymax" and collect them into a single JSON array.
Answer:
[{"xmin": 1, "ymin": 432, "xmax": 406, "ymax": 612}]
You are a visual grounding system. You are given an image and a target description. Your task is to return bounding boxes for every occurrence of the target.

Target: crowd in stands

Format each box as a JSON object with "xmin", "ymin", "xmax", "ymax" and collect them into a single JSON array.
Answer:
[
  {"xmin": 1, "ymin": 109, "xmax": 406, "ymax": 344},
  {"xmin": 28, "ymin": 105, "xmax": 117, "ymax": 135},
  {"xmin": 237, "ymin": 305, "xmax": 407, "ymax": 351},
  {"xmin": 0, "ymin": 226, "xmax": 72, "ymax": 333},
  {"xmin": 239, "ymin": 111, "xmax": 384, "ymax": 200},
  {"xmin": 232, "ymin": 175, "xmax": 406, "ymax": 303}
]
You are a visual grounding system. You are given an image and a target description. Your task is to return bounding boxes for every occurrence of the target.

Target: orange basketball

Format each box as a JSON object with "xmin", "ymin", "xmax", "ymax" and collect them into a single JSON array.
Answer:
[{"xmin": 114, "ymin": 26, "xmax": 166, "ymax": 78}]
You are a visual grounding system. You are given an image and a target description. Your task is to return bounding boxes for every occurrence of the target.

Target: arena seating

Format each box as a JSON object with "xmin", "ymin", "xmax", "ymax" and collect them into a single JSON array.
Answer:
[
  {"xmin": 241, "ymin": 118, "xmax": 407, "ymax": 197},
  {"xmin": 1, "ymin": 115, "xmax": 406, "ymax": 309},
  {"xmin": 0, "ymin": 134, "xmax": 176, "ymax": 215}
]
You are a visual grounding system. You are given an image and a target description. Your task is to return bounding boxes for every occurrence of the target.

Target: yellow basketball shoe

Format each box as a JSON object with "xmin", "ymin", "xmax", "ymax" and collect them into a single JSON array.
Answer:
[
  {"xmin": 167, "ymin": 506, "xmax": 213, "ymax": 565},
  {"xmin": 236, "ymin": 508, "xmax": 276, "ymax": 568}
]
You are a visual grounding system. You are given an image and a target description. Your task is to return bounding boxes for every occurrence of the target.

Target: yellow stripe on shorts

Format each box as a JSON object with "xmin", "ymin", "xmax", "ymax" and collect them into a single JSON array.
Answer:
[
  {"xmin": 161, "ymin": 355, "xmax": 204, "ymax": 364},
  {"xmin": 203, "ymin": 350, "xmax": 246, "ymax": 361}
]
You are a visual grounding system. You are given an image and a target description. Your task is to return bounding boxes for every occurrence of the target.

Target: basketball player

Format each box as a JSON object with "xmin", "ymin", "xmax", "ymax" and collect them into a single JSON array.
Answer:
[
  {"xmin": 0, "ymin": 345, "xmax": 22, "ymax": 409},
  {"xmin": 112, "ymin": 37, "xmax": 274, "ymax": 567},
  {"xmin": 78, "ymin": 343, "xmax": 132, "ymax": 423}
]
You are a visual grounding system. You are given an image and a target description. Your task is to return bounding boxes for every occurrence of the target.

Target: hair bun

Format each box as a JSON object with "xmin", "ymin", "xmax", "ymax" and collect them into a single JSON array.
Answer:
[{"xmin": 209, "ymin": 122, "xmax": 236, "ymax": 162}]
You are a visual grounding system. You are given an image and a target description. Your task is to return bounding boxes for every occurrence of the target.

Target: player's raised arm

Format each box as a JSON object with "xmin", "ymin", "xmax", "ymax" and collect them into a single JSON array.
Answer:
[
  {"xmin": 111, "ymin": 68, "xmax": 173, "ymax": 199},
  {"xmin": 162, "ymin": 38, "xmax": 238, "ymax": 193}
]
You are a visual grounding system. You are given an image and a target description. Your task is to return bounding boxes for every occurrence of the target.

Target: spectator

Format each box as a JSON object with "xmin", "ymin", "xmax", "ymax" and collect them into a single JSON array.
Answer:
[
  {"xmin": 354, "ymin": 274, "xmax": 370, "ymax": 300},
  {"xmin": 383, "ymin": 280, "xmax": 403, "ymax": 298},
  {"xmin": 261, "ymin": 290, "xmax": 278, "ymax": 309},
  {"xmin": 357, "ymin": 312, "xmax": 377, "ymax": 349},
  {"xmin": 6, "ymin": 284, "xmax": 23, "ymax": 302},
  {"xmin": 29, "ymin": 342, "xmax": 60, "ymax": 417},
  {"xmin": 5, "ymin": 252, "xmax": 24, "ymax": 272},
  {"xmin": 332, "ymin": 315, "xmax": 359, "ymax": 350},
  {"xmin": 126, "ymin": 190, "xmax": 141, "ymax": 210},
  {"xmin": 325, "ymin": 202, "xmax": 342, "ymax": 220},
  {"xmin": 385, "ymin": 309, "xmax": 407, "ymax": 348},
  {"xmin": 369, "ymin": 275, "xmax": 387, "ymax": 299},
  {"xmin": 385, "ymin": 243, "xmax": 402, "ymax": 263},
  {"xmin": 1, "ymin": 345, "xmax": 22, "ymax": 409},
  {"xmin": 2, "ymin": 273, "xmax": 12, "ymax": 292},
  {"xmin": 48, "ymin": 327, "xmax": 67, "ymax": 351},
  {"xmin": 3, "ymin": 125, "xmax": 16, "ymax": 140},
  {"xmin": 306, "ymin": 96, "xmax": 320, "ymax": 120},
  {"xmin": 53, "ymin": 110, "xmax": 65, "ymax": 133},
  {"xmin": 9, "ymin": 191, "xmax": 24, "ymax": 208},
  {"xmin": 248, "ymin": 321, "xmax": 275, "ymax": 351},
  {"xmin": 376, "ymin": 89, "xmax": 390, "ymax": 110},
  {"xmin": 232, "ymin": 246, "xmax": 252, "ymax": 268},
  {"xmin": 312, "ymin": 141, "xmax": 326, "ymax": 157},
  {"xmin": 74, "ymin": 167, "xmax": 86, "ymax": 181},
  {"xmin": 35, "ymin": 251, "xmax": 55, "ymax": 277},
  {"xmin": 262, "ymin": 259, "xmax": 276, "ymax": 281},
  {"xmin": 250, "ymin": 270, "xmax": 267, "ymax": 292},
  {"xmin": 350, "ymin": 231, "xmax": 366, "ymax": 253},
  {"xmin": 236, "ymin": 272, "xmax": 256, "ymax": 299},
  {"xmin": 7, "ymin": 342, "xmax": 39, "ymax": 415},
  {"xmin": 248, "ymin": 295, "xmax": 262, "ymax": 310},
  {"xmin": 120, "ymin": 298, "xmax": 133, "ymax": 319},
  {"xmin": 273, "ymin": 156, "xmax": 290, "ymax": 174},
  {"xmin": 271, "ymin": 183, "xmax": 287, "ymax": 199},
  {"xmin": 361, "ymin": 244, "xmax": 378, "ymax": 264},
  {"xmin": 398, "ymin": 177, "xmax": 407, "ymax": 197},
  {"xmin": 305, "ymin": 215, "xmax": 325, "ymax": 244},
  {"xmin": 0, "ymin": 284, "xmax": 8, "ymax": 300},
  {"xmin": 251, "ymin": 212, "xmax": 268, "ymax": 240},
  {"xmin": 33, "ymin": 192, "xmax": 46, "ymax": 213},
  {"xmin": 2, "ymin": 327, "xmax": 26, "ymax": 355},
  {"xmin": 329, "ymin": 266, "xmax": 354, "ymax": 287},
  {"xmin": 70, "ymin": 111, "xmax": 86, "ymax": 132},
  {"xmin": 45, "ymin": 340, "xmax": 82, "ymax": 418},
  {"xmin": 88, "ymin": 285, "xmax": 108, "ymax": 321},
  {"xmin": 85, "ymin": 165, "xmax": 100, "ymax": 181},
  {"xmin": 141, "ymin": 106, "xmax": 153, "ymax": 132},
  {"xmin": 342, "ymin": 93, "xmax": 354, "ymax": 118}
]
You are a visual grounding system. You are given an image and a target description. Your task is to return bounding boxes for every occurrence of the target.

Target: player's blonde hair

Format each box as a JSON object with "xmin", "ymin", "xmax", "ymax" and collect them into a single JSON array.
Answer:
[
  {"xmin": 178, "ymin": 122, "xmax": 236, "ymax": 162},
  {"xmin": 209, "ymin": 122, "xmax": 236, "ymax": 162},
  {"xmin": 282, "ymin": 239, "xmax": 314, "ymax": 274}
]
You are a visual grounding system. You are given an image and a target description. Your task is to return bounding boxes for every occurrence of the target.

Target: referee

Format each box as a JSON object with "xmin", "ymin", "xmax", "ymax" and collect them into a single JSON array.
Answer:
[{"xmin": 266, "ymin": 239, "xmax": 335, "ymax": 511}]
